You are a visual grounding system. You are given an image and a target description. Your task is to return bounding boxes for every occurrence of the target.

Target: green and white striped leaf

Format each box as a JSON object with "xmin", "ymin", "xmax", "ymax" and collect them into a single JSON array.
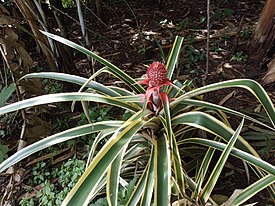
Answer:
[
  {"xmin": 41, "ymin": 31, "xmax": 145, "ymax": 94},
  {"xmin": 125, "ymin": 168, "xmax": 147, "ymax": 206},
  {"xmin": 23, "ymin": 72, "xmax": 121, "ymax": 97},
  {"xmin": 107, "ymin": 145, "xmax": 127, "ymax": 206},
  {"xmin": 172, "ymin": 111, "xmax": 258, "ymax": 156},
  {"xmin": 193, "ymin": 137, "xmax": 218, "ymax": 200},
  {"xmin": 125, "ymin": 146, "xmax": 154, "ymax": 206},
  {"xmin": 123, "ymin": 143, "xmax": 149, "ymax": 164},
  {"xmin": 171, "ymin": 79, "xmax": 275, "ymax": 127},
  {"xmin": 200, "ymin": 118, "xmax": 245, "ymax": 203},
  {"xmin": 86, "ymin": 130, "xmax": 115, "ymax": 168},
  {"xmin": 62, "ymin": 119, "xmax": 148, "ymax": 206},
  {"xmin": 170, "ymin": 134, "xmax": 186, "ymax": 197},
  {"xmin": 160, "ymin": 92, "xmax": 173, "ymax": 147},
  {"xmin": 171, "ymin": 99, "xmax": 275, "ymax": 131},
  {"xmin": 140, "ymin": 147, "xmax": 155, "ymax": 206},
  {"xmin": 0, "ymin": 93, "xmax": 139, "ymax": 115},
  {"xmin": 115, "ymin": 95, "xmax": 143, "ymax": 103},
  {"xmin": 166, "ymin": 35, "xmax": 184, "ymax": 80},
  {"xmin": 160, "ymin": 93, "xmax": 185, "ymax": 196},
  {"xmin": 0, "ymin": 121, "xmax": 123, "ymax": 172},
  {"xmin": 230, "ymin": 174, "xmax": 275, "ymax": 206},
  {"xmin": 180, "ymin": 138, "xmax": 275, "ymax": 176},
  {"xmin": 154, "ymin": 134, "xmax": 171, "ymax": 206},
  {"xmin": 108, "ymin": 86, "xmax": 136, "ymax": 96}
]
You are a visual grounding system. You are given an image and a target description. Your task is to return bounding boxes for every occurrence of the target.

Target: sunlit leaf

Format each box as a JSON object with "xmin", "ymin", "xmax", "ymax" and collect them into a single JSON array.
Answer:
[
  {"xmin": 62, "ymin": 119, "xmax": 149, "ymax": 206},
  {"xmin": 154, "ymin": 134, "xmax": 171, "ymax": 206},
  {"xmin": 0, "ymin": 93, "xmax": 139, "ymax": 115},
  {"xmin": 41, "ymin": 31, "xmax": 145, "ymax": 94},
  {"xmin": 0, "ymin": 121, "xmax": 123, "ymax": 172},
  {"xmin": 230, "ymin": 174, "xmax": 275, "ymax": 206},
  {"xmin": 200, "ymin": 118, "xmax": 244, "ymax": 203},
  {"xmin": 171, "ymin": 79, "xmax": 275, "ymax": 127}
]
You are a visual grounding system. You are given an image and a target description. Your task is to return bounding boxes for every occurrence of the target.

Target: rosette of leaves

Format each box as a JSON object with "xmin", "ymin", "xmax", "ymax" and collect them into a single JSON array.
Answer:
[{"xmin": 0, "ymin": 33, "xmax": 274, "ymax": 206}]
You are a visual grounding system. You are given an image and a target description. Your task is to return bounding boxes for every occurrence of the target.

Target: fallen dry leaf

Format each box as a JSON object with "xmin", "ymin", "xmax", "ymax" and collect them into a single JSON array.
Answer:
[
  {"xmin": 224, "ymin": 189, "xmax": 243, "ymax": 206},
  {"xmin": 262, "ymin": 57, "xmax": 275, "ymax": 85}
]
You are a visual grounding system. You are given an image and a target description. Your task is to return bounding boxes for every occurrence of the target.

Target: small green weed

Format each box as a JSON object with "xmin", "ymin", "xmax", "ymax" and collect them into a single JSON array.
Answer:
[
  {"xmin": 138, "ymin": 46, "xmax": 147, "ymax": 55},
  {"xmin": 221, "ymin": 33, "xmax": 231, "ymax": 40},
  {"xmin": 176, "ymin": 18, "xmax": 190, "ymax": 30},
  {"xmin": 29, "ymin": 161, "xmax": 51, "ymax": 185},
  {"xmin": 20, "ymin": 195, "xmax": 35, "ymax": 206},
  {"xmin": 213, "ymin": 8, "xmax": 233, "ymax": 21},
  {"xmin": 0, "ymin": 83, "xmax": 16, "ymax": 107},
  {"xmin": 211, "ymin": 42, "xmax": 223, "ymax": 52},
  {"xmin": 184, "ymin": 36, "xmax": 205, "ymax": 63},
  {"xmin": 52, "ymin": 117, "xmax": 70, "ymax": 132},
  {"xmin": 0, "ymin": 142, "xmax": 9, "ymax": 164},
  {"xmin": 42, "ymin": 79, "xmax": 64, "ymax": 94},
  {"xmin": 30, "ymin": 66, "xmax": 44, "ymax": 72},
  {"xmin": 78, "ymin": 105, "xmax": 113, "ymax": 125},
  {"xmin": 183, "ymin": 43, "xmax": 205, "ymax": 75},
  {"xmin": 240, "ymin": 28, "xmax": 252, "ymax": 39},
  {"xmin": 187, "ymin": 48, "xmax": 205, "ymax": 63},
  {"xmin": 36, "ymin": 180, "xmax": 56, "ymax": 206},
  {"xmin": 200, "ymin": 16, "xmax": 206, "ymax": 24},
  {"xmin": 54, "ymin": 157, "xmax": 85, "ymax": 188},
  {"xmin": 230, "ymin": 51, "xmax": 247, "ymax": 62},
  {"xmin": 61, "ymin": 0, "xmax": 76, "ymax": 8},
  {"xmin": 21, "ymin": 157, "xmax": 85, "ymax": 206}
]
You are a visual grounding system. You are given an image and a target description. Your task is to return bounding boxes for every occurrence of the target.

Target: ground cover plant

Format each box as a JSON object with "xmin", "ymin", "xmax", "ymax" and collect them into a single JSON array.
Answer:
[{"xmin": 0, "ymin": 32, "xmax": 274, "ymax": 206}]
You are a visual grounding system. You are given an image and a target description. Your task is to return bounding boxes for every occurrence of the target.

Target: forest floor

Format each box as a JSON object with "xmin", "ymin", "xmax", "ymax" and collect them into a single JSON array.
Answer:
[
  {"xmin": 71, "ymin": 0, "xmax": 275, "ymax": 116},
  {"xmin": 0, "ymin": 0, "xmax": 274, "ymax": 205}
]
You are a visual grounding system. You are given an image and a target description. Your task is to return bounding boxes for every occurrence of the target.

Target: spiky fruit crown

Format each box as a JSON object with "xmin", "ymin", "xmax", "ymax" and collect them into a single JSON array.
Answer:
[{"xmin": 147, "ymin": 62, "xmax": 168, "ymax": 88}]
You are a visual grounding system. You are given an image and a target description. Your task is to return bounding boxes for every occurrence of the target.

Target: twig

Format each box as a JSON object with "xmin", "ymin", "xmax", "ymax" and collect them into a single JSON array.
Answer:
[
  {"xmin": 231, "ymin": 5, "xmax": 248, "ymax": 53},
  {"xmin": 122, "ymin": 0, "xmax": 146, "ymax": 49},
  {"xmin": 49, "ymin": 4, "xmax": 94, "ymax": 33},
  {"xmin": 84, "ymin": 6, "xmax": 109, "ymax": 28},
  {"xmin": 0, "ymin": 56, "xmax": 6, "ymax": 85},
  {"xmin": 203, "ymin": 0, "xmax": 211, "ymax": 86}
]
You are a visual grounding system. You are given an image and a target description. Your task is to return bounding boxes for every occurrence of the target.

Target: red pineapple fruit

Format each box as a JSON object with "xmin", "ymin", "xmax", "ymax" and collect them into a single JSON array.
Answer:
[
  {"xmin": 139, "ymin": 62, "xmax": 173, "ymax": 113},
  {"xmin": 140, "ymin": 62, "xmax": 172, "ymax": 90},
  {"xmin": 147, "ymin": 62, "xmax": 169, "ymax": 87}
]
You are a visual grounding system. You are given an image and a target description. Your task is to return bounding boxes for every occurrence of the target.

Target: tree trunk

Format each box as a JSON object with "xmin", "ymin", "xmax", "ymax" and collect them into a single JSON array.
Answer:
[
  {"xmin": 250, "ymin": 0, "xmax": 275, "ymax": 85},
  {"xmin": 251, "ymin": 0, "xmax": 275, "ymax": 64},
  {"xmin": 95, "ymin": 0, "xmax": 102, "ymax": 18},
  {"xmin": 49, "ymin": 0, "xmax": 78, "ymax": 74},
  {"xmin": 15, "ymin": 0, "xmax": 57, "ymax": 71}
]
